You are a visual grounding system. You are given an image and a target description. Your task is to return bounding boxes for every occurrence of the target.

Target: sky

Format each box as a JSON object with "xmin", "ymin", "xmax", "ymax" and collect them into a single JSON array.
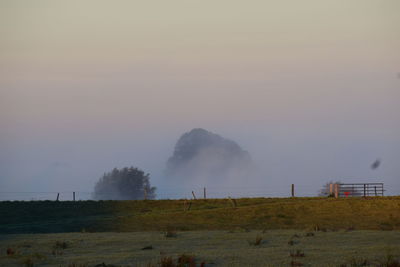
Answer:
[{"xmin": 0, "ymin": 0, "xmax": 399, "ymax": 199}]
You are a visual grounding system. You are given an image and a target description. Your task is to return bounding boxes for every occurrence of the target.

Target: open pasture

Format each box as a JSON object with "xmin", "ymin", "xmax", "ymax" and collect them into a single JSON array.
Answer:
[
  {"xmin": 1, "ymin": 230, "xmax": 400, "ymax": 266},
  {"xmin": 1, "ymin": 197, "xmax": 400, "ymax": 234},
  {"xmin": 1, "ymin": 197, "xmax": 399, "ymax": 266}
]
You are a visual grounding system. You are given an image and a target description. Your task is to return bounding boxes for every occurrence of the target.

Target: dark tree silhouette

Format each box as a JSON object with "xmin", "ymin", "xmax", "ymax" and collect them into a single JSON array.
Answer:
[{"xmin": 93, "ymin": 167, "xmax": 156, "ymax": 200}]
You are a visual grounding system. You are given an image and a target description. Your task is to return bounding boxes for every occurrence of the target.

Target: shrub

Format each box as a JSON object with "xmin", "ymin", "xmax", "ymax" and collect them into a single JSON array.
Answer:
[
  {"xmin": 160, "ymin": 256, "xmax": 175, "ymax": 267},
  {"xmin": 52, "ymin": 249, "xmax": 63, "ymax": 256},
  {"xmin": 341, "ymin": 254, "xmax": 400, "ymax": 267},
  {"xmin": 177, "ymin": 254, "xmax": 196, "ymax": 267},
  {"xmin": 164, "ymin": 229, "xmax": 177, "ymax": 238},
  {"xmin": 22, "ymin": 258, "xmax": 34, "ymax": 267},
  {"xmin": 249, "ymin": 235, "xmax": 263, "ymax": 246},
  {"xmin": 379, "ymin": 222, "xmax": 394, "ymax": 231},
  {"xmin": 93, "ymin": 263, "xmax": 118, "ymax": 267},
  {"xmin": 290, "ymin": 250, "xmax": 305, "ymax": 257},
  {"xmin": 54, "ymin": 241, "xmax": 69, "ymax": 249},
  {"xmin": 378, "ymin": 254, "xmax": 400, "ymax": 267},
  {"xmin": 6, "ymin": 248, "xmax": 15, "ymax": 255},
  {"xmin": 290, "ymin": 260, "xmax": 304, "ymax": 266},
  {"xmin": 93, "ymin": 167, "xmax": 156, "ymax": 200},
  {"xmin": 339, "ymin": 257, "xmax": 370, "ymax": 267}
]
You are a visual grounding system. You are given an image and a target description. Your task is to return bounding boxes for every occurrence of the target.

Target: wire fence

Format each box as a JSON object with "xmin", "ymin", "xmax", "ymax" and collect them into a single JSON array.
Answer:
[
  {"xmin": 0, "ymin": 183, "xmax": 392, "ymax": 201},
  {"xmin": 0, "ymin": 185, "xmax": 308, "ymax": 201}
]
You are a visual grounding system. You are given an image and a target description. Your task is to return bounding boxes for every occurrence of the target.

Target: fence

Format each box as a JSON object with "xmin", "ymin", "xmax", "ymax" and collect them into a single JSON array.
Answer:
[
  {"xmin": 337, "ymin": 183, "xmax": 384, "ymax": 197},
  {"xmin": 0, "ymin": 183, "xmax": 387, "ymax": 201},
  {"xmin": 0, "ymin": 184, "xmax": 306, "ymax": 201}
]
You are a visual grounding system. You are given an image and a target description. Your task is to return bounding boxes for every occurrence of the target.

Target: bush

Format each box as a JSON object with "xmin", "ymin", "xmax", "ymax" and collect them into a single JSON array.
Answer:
[
  {"xmin": 6, "ymin": 248, "xmax": 15, "ymax": 255},
  {"xmin": 290, "ymin": 250, "xmax": 305, "ymax": 257},
  {"xmin": 160, "ymin": 256, "xmax": 175, "ymax": 267},
  {"xmin": 177, "ymin": 254, "xmax": 196, "ymax": 267},
  {"xmin": 93, "ymin": 167, "xmax": 156, "ymax": 200},
  {"xmin": 378, "ymin": 254, "xmax": 400, "ymax": 267},
  {"xmin": 22, "ymin": 258, "xmax": 34, "ymax": 267},
  {"xmin": 248, "ymin": 235, "xmax": 263, "ymax": 246},
  {"xmin": 54, "ymin": 241, "xmax": 69, "ymax": 249},
  {"xmin": 164, "ymin": 229, "xmax": 177, "ymax": 238}
]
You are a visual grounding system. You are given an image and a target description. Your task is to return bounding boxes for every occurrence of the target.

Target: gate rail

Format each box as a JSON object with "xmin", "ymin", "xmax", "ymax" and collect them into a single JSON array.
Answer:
[{"xmin": 338, "ymin": 183, "xmax": 384, "ymax": 197}]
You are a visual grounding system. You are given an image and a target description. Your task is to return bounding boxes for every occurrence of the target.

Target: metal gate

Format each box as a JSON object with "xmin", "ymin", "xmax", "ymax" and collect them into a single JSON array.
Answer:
[{"xmin": 338, "ymin": 183, "xmax": 384, "ymax": 197}]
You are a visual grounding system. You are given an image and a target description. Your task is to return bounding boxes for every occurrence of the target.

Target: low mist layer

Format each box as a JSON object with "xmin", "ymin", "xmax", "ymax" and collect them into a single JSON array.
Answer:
[{"xmin": 165, "ymin": 128, "xmax": 254, "ymax": 191}]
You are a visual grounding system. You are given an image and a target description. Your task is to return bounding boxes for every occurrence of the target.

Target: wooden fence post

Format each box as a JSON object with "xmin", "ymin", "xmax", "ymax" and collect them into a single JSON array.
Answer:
[
  {"xmin": 291, "ymin": 184, "xmax": 294, "ymax": 197},
  {"xmin": 73, "ymin": 192, "xmax": 75, "ymax": 201},
  {"xmin": 56, "ymin": 193, "xmax": 60, "ymax": 201},
  {"xmin": 204, "ymin": 187, "xmax": 206, "ymax": 200},
  {"xmin": 374, "ymin": 186, "xmax": 377, "ymax": 196},
  {"xmin": 184, "ymin": 199, "xmax": 192, "ymax": 211},
  {"xmin": 329, "ymin": 183, "xmax": 333, "ymax": 195},
  {"xmin": 228, "ymin": 196, "xmax": 237, "ymax": 208},
  {"xmin": 363, "ymin": 184, "xmax": 366, "ymax": 197},
  {"xmin": 192, "ymin": 191, "xmax": 197, "ymax": 200}
]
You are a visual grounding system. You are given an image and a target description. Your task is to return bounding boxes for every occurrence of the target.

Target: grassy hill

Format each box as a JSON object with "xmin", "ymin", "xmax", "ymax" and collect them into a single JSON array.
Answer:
[{"xmin": 1, "ymin": 197, "xmax": 399, "ymax": 234}]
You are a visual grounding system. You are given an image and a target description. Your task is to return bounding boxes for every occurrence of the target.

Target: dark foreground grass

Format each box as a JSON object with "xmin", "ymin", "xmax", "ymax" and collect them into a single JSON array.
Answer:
[
  {"xmin": 1, "ymin": 197, "xmax": 399, "ymax": 234},
  {"xmin": 0, "ymin": 230, "xmax": 399, "ymax": 266}
]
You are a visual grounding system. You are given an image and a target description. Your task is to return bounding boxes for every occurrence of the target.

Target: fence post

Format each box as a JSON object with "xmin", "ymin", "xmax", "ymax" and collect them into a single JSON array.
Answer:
[
  {"xmin": 228, "ymin": 196, "xmax": 237, "ymax": 208},
  {"xmin": 363, "ymin": 184, "xmax": 366, "ymax": 197},
  {"xmin": 56, "ymin": 193, "xmax": 60, "ymax": 201},
  {"xmin": 184, "ymin": 199, "xmax": 192, "ymax": 211},
  {"xmin": 329, "ymin": 183, "xmax": 333, "ymax": 195},
  {"xmin": 374, "ymin": 186, "xmax": 377, "ymax": 196},
  {"xmin": 192, "ymin": 191, "xmax": 197, "ymax": 200},
  {"xmin": 203, "ymin": 187, "xmax": 206, "ymax": 200},
  {"xmin": 183, "ymin": 199, "xmax": 187, "ymax": 211},
  {"xmin": 334, "ymin": 184, "xmax": 339, "ymax": 198},
  {"xmin": 73, "ymin": 192, "xmax": 75, "ymax": 201},
  {"xmin": 291, "ymin": 184, "xmax": 294, "ymax": 197}
]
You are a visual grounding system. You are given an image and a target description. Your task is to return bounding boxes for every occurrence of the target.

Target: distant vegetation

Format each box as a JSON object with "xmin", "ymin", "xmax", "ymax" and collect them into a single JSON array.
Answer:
[
  {"xmin": 93, "ymin": 167, "xmax": 156, "ymax": 200},
  {"xmin": 1, "ymin": 197, "xmax": 399, "ymax": 234}
]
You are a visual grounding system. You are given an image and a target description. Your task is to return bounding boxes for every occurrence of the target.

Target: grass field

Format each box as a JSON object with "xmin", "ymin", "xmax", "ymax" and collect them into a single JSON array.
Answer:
[
  {"xmin": 1, "ymin": 230, "xmax": 399, "ymax": 266},
  {"xmin": 1, "ymin": 197, "xmax": 399, "ymax": 266},
  {"xmin": 1, "ymin": 197, "xmax": 400, "ymax": 234}
]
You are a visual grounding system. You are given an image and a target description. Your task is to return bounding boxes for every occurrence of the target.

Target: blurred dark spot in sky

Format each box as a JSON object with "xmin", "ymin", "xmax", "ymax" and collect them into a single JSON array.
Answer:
[{"xmin": 371, "ymin": 159, "xmax": 381, "ymax": 170}]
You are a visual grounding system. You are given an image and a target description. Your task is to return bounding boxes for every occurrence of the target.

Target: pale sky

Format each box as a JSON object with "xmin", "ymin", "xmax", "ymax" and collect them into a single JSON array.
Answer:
[{"xmin": 0, "ymin": 0, "xmax": 399, "ymax": 199}]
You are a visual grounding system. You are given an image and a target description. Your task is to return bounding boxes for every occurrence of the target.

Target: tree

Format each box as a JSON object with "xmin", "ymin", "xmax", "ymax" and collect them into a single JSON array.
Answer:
[{"xmin": 93, "ymin": 167, "xmax": 156, "ymax": 200}]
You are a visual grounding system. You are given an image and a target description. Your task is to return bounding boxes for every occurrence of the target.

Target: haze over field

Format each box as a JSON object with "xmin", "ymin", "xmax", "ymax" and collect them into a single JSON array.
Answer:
[
  {"xmin": 165, "ymin": 128, "xmax": 254, "ymax": 195},
  {"xmin": 0, "ymin": 1, "xmax": 399, "ymax": 199}
]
